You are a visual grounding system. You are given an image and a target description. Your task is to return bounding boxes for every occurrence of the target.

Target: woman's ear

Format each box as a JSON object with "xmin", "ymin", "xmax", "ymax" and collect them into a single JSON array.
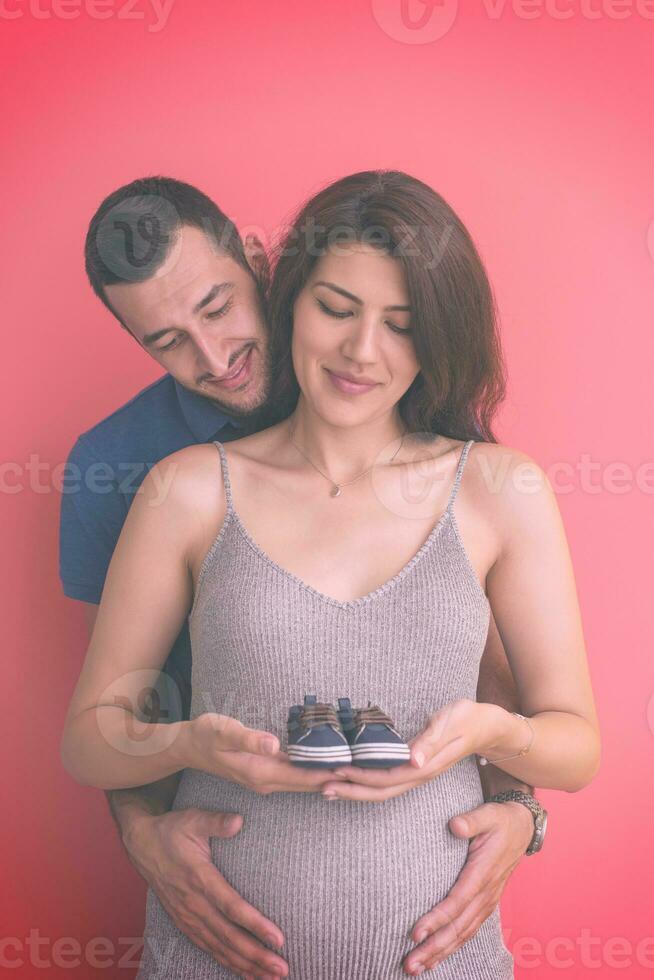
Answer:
[{"xmin": 243, "ymin": 233, "xmax": 271, "ymax": 294}]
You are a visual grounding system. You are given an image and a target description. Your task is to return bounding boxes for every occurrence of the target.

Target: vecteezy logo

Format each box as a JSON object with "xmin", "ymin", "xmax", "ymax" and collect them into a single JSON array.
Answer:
[
  {"xmin": 647, "ymin": 218, "xmax": 654, "ymax": 263},
  {"xmin": 371, "ymin": 0, "xmax": 459, "ymax": 44},
  {"xmin": 95, "ymin": 194, "xmax": 181, "ymax": 281},
  {"xmin": 95, "ymin": 669, "xmax": 184, "ymax": 756}
]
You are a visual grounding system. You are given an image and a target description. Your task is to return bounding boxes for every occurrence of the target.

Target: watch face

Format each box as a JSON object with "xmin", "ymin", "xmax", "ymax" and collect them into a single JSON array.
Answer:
[{"xmin": 533, "ymin": 811, "xmax": 547, "ymax": 849}]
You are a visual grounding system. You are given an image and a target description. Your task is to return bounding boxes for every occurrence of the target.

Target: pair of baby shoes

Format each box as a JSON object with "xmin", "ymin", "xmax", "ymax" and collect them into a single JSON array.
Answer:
[{"xmin": 287, "ymin": 694, "xmax": 411, "ymax": 769}]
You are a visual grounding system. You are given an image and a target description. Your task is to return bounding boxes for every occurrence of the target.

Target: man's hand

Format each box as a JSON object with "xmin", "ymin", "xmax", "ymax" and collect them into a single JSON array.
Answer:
[
  {"xmin": 402, "ymin": 800, "xmax": 533, "ymax": 975},
  {"xmin": 123, "ymin": 805, "xmax": 289, "ymax": 980}
]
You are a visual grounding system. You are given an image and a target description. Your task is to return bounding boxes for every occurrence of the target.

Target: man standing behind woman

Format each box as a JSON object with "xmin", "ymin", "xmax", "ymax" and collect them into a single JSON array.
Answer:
[{"xmin": 61, "ymin": 171, "xmax": 600, "ymax": 978}]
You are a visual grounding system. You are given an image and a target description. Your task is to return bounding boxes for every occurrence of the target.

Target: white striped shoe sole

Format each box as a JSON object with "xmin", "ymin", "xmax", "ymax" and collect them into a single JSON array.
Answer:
[
  {"xmin": 350, "ymin": 743, "xmax": 411, "ymax": 760},
  {"xmin": 288, "ymin": 745, "xmax": 353, "ymax": 760}
]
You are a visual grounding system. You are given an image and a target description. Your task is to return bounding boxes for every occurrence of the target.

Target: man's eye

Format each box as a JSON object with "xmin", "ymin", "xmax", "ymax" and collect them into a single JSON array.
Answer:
[
  {"xmin": 207, "ymin": 297, "xmax": 234, "ymax": 319},
  {"xmin": 158, "ymin": 336, "xmax": 182, "ymax": 352},
  {"xmin": 317, "ymin": 299, "xmax": 352, "ymax": 319}
]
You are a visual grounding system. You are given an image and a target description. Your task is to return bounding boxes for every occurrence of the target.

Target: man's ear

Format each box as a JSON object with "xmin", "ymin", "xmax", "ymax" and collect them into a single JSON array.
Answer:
[{"xmin": 243, "ymin": 233, "xmax": 270, "ymax": 294}]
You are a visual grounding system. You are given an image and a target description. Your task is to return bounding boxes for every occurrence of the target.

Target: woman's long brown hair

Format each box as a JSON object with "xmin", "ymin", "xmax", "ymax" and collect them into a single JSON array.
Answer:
[{"xmin": 267, "ymin": 170, "xmax": 506, "ymax": 443}]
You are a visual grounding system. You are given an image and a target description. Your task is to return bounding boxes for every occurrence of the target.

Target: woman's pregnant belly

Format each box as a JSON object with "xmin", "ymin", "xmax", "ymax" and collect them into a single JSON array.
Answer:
[{"xmin": 159, "ymin": 760, "xmax": 514, "ymax": 979}]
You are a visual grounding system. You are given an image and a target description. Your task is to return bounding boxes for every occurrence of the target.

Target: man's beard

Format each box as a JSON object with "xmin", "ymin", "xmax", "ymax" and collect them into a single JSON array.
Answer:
[{"xmin": 196, "ymin": 342, "xmax": 274, "ymax": 429}]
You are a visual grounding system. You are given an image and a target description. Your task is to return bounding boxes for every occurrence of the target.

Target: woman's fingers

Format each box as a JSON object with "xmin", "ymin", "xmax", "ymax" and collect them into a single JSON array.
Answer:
[
  {"xmin": 328, "ymin": 762, "xmax": 421, "ymax": 787},
  {"xmin": 329, "ymin": 737, "xmax": 466, "ymax": 790},
  {"xmin": 249, "ymin": 751, "xmax": 350, "ymax": 793},
  {"xmin": 204, "ymin": 714, "xmax": 281, "ymax": 756},
  {"xmin": 321, "ymin": 780, "xmax": 410, "ymax": 802}
]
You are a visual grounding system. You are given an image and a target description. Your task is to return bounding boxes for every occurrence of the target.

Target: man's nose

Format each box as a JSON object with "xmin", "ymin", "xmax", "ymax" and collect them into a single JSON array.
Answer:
[{"xmin": 191, "ymin": 333, "xmax": 231, "ymax": 377}]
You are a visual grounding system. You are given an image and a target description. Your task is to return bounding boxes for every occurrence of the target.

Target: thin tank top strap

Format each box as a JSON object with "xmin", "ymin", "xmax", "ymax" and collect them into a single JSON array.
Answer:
[
  {"xmin": 445, "ymin": 439, "xmax": 475, "ymax": 513},
  {"xmin": 213, "ymin": 440, "xmax": 234, "ymax": 513}
]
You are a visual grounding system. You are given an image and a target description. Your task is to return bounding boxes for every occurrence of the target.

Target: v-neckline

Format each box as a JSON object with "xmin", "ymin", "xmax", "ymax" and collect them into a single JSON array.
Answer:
[
  {"xmin": 215, "ymin": 438, "xmax": 474, "ymax": 610},
  {"xmin": 228, "ymin": 501, "xmax": 454, "ymax": 611}
]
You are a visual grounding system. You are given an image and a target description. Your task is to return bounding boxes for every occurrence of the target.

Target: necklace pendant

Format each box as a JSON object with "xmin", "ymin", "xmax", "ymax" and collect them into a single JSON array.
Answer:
[{"xmin": 330, "ymin": 485, "xmax": 341, "ymax": 498}]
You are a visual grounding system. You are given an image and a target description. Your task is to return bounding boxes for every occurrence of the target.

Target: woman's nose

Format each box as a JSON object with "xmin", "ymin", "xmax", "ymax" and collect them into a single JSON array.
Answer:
[{"xmin": 340, "ymin": 316, "xmax": 379, "ymax": 364}]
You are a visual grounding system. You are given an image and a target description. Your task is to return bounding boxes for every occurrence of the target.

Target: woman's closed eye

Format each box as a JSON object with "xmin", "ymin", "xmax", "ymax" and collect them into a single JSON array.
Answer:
[
  {"xmin": 385, "ymin": 320, "xmax": 412, "ymax": 335},
  {"xmin": 316, "ymin": 298, "xmax": 411, "ymax": 335},
  {"xmin": 316, "ymin": 298, "xmax": 352, "ymax": 319}
]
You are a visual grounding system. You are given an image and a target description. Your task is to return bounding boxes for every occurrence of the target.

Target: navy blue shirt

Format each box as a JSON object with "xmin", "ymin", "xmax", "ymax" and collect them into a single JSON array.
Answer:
[{"xmin": 59, "ymin": 374, "xmax": 247, "ymax": 720}]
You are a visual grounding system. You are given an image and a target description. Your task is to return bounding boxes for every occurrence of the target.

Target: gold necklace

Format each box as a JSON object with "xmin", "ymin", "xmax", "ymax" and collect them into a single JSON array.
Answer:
[{"xmin": 288, "ymin": 419, "xmax": 408, "ymax": 498}]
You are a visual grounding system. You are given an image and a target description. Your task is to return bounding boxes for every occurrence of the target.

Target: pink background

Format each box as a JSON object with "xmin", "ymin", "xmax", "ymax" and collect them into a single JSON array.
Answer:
[{"xmin": 2, "ymin": 1, "xmax": 653, "ymax": 977}]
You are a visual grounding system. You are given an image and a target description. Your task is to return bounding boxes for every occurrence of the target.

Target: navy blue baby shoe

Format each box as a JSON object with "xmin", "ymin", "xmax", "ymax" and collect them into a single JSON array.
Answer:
[
  {"xmin": 337, "ymin": 698, "xmax": 411, "ymax": 768},
  {"xmin": 287, "ymin": 695, "xmax": 353, "ymax": 768}
]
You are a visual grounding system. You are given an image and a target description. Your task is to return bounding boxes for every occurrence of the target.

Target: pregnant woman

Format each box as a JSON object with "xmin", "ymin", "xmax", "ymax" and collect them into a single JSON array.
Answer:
[{"xmin": 61, "ymin": 170, "xmax": 600, "ymax": 979}]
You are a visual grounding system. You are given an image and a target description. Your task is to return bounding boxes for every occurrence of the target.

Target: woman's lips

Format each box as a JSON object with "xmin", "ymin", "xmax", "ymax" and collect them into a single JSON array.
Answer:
[
  {"xmin": 324, "ymin": 367, "xmax": 380, "ymax": 395},
  {"xmin": 210, "ymin": 347, "xmax": 254, "ymax": 390}
]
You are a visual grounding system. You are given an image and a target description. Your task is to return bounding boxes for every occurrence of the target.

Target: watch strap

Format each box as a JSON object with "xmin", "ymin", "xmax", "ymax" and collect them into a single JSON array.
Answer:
[{"xmin": 487, "ymin": 789, "xmax": 546, "ymax": 855}]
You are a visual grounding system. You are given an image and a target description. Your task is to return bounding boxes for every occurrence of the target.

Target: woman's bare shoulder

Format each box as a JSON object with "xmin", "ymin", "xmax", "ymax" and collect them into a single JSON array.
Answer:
[
  {"xmin": 466, "ymin": 439, "xmax": 559, "ymax": 539},
  {"xmin": 139, "ymin": 442, "xmax": 228, "ymax": 521},
  {"xmin": 467, "ymin": 438, "xmax": 544, "ymax": 479}
]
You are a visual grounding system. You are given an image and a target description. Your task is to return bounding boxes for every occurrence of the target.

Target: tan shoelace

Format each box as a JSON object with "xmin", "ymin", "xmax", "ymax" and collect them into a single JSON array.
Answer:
[
  {"xmin": 298, "ymin": 703, "xmax": 341, "ymax": 731},
  {"xmin": 353, "ymin": 704, "xmax": 403, "ymax": 740}
]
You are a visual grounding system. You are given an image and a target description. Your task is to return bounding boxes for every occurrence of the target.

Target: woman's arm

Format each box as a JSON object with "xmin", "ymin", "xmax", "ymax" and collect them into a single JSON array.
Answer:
[
  {"xmin": 480, "ymin": 447, "xmax": 601, "ymax": 791},
  {"xmin": 60, "ymin": 445, "xmax": 309, "ymax": 793},
  {"xmin": 60, "ymin": 449, "xmax": 201, "ymax": 788},
  {"xmin": 78, "ymin": 601, "xmax": 187, "ymax": 824},
  {"xmin": 476, "ymin": 612, "xmax": 534, "ymax": 797}
]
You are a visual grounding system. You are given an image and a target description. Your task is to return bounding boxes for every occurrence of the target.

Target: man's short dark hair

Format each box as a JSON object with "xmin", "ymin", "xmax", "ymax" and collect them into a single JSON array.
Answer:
[{"xmin": 84, "ymin": 176, "xmax": 252, "ymax": 323}]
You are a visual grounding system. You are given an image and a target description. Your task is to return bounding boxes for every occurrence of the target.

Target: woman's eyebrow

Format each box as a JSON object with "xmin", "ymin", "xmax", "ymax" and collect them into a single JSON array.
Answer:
[{"xmin": 313, "ymin": 280, "xmax": 410, "ymax": 312}]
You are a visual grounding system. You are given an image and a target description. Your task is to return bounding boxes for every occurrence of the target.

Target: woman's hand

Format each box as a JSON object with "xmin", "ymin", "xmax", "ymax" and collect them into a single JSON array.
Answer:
[
  {"xmin": 183, "ymin": 712, "xmax": 350, "ymax": 796},
  {"xmin": 320, "ymin": 699, "xmax": 507, "ymax": 802}
]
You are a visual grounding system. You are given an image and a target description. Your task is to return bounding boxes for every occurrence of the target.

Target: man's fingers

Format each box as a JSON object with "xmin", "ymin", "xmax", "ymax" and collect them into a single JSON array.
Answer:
[
  {"xmin": 157, "ymin": 895, "xmax": 262, "ymax": 979},
  {"xmin": 202, "ymin": 871, "xmax": 286, "ymax": 956},
  {"xmin": 411, "ymin": 896, "xmax": 460, "ymax": 946},
  {"xmin": 188, "ymin": 808, "xmax": 244, "ymax": 839},
  {"xmin": 204, "ymin": 902, "xmax": 288, "ymax": 977},
  {"xmin": 419, "ymin": 897, "xmax": 495, "ymax": 972},
  {"xmin": 448, "ymin": 801, "xmax": 504, "ymax": 839},
  {"xmin": 410, "ymin": 847, "xmax": 491, "ymax": 943},
  {"xmin": 407, "ymin": 869, "xmax": 502, "ymax": 972},
  {"xmin": 175, "ymin": 885, "xmax": 288, "ymax": 979},
  {"xmin": 406, "ymin": 895, "xmax": 491, "ymax": 973}
]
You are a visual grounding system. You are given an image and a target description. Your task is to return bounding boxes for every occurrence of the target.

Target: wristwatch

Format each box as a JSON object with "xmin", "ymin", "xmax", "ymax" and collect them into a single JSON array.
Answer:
[{"xmin": 487, "ymin": 789, "xmax": 548, "ymax": 855}]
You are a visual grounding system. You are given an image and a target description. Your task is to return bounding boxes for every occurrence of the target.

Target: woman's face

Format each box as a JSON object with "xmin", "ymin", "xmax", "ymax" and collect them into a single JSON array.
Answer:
[{"xmin": 291, "ymin": 243, "xmax": 420, "ymax": 429}]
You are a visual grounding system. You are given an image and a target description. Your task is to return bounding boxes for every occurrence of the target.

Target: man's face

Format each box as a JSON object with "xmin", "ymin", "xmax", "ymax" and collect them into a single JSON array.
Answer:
[{"xmin": 104, "ymin": 225, "xmax": 271, "ymax": 417}]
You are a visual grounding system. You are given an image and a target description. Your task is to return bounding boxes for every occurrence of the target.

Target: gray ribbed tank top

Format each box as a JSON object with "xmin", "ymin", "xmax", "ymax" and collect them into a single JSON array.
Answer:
[{"xmin": 136, "ymin": 438, "xmax": 515, "ymax": 979}]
